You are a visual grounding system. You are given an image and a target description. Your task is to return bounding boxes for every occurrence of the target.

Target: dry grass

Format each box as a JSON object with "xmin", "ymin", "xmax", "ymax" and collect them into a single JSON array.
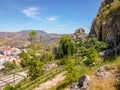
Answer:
[{"xmin": 90, "ymin": 67, "xmax": 116, "ymax": 90}]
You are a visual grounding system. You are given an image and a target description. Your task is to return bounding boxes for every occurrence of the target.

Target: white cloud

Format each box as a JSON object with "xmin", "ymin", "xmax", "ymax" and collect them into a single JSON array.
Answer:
[
  {"xmin": 22, "ymin": 7, "xmax": 39, "ymax": 19},
  {"xmin": 45, "ymin": 16, "xmax": 59, "ymax": 21}
]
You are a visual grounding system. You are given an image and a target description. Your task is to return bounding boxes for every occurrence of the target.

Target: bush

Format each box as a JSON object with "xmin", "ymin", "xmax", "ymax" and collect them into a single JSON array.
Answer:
[
  {"xmin": 60, "ymin": 56, "xmax": 70, "ymax": 65},
  {"xmin": 4, "ymin": 84, "xmax": 15, "ymax": 90},
  {"xmin": 3, "ymin": 61, "xmax": 17, "ymax": 74},
  {"xmin": 56, "ymin": 35, "xmax": 77, "ymax": 59},
  {"xmin": 84, "ymin": 46, "xmax": 99, "ymax": 66},
  {"xmin": 65, "ymin": 59, "xmax": 79, "ymax": 84}
]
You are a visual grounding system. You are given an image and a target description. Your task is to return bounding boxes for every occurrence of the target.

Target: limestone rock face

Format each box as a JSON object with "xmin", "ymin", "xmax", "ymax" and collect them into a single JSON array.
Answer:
[
  {"xmin": 89, "ymin": 0, "xmax": 120, "ymax": 48},
  {"xmin": 71, "ymin": 28, "xmax": 86, "ymax": 43}
]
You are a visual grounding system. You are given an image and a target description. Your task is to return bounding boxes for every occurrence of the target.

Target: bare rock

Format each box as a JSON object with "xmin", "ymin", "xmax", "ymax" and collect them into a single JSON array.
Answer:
[
  {"xmin": 95, "ymin": 65, "xmax": 112, "ymax": 78},
  {"xmin": 70, "ymin": 83, "xmax": 80, "ymax": 90},
  {"xmin": 70, "ymin": 75, "xmax": 92, "ymax": 90},
  {"xmin": 89, "ymin": 0, "xmax": 120, "ymax": 53},
  {"xmin": 78, "ymin": 75, "xmax": 92, "ymax": 90},
  {"xmin": 71, "ymin": 28, "xmax": 87, "ymax": 43}
]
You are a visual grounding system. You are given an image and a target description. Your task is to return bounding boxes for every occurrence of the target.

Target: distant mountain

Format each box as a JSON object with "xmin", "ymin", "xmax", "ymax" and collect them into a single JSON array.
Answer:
[
  {"xmin": 18, "ymin": 30, "xmax": 47, "ymax": 34},
  {"xmin": 0, "ymin": 30, "xmax": 62, "ymax": 47}
]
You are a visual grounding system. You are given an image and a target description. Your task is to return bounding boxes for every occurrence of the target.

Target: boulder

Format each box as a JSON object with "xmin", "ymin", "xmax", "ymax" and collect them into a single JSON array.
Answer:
[
  {"xmin": 70, "ymin": 75, "xmax": 92, "ymax": 90},
  {"xmin": 78, "ymin": 75, "xmax": 92, "ymax": 90}
]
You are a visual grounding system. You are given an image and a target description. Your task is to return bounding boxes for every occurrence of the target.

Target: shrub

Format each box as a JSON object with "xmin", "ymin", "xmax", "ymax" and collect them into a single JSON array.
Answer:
[
  {"xmin": 84, "ymin": 46, "xmax": 99, "ymax": 66},
  {"xmin": 4, "ymin": 84, "xmax": 15, "ymax": 90}
]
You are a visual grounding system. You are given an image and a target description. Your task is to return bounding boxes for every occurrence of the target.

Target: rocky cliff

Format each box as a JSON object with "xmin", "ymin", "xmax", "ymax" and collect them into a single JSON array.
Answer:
[
  {"xmin": 71, "ymin": 28, "xmax": 87, "ymax": 43},
  {"xmin": 89, "ymin": 0, "xmax": 120, "ymax": 49}
]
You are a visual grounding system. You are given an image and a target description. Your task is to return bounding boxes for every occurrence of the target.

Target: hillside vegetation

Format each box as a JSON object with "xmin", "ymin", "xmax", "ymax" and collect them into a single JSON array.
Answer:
[{"xmin": 2, "ymin": 0, "xmax": 120, "ymax": 90}]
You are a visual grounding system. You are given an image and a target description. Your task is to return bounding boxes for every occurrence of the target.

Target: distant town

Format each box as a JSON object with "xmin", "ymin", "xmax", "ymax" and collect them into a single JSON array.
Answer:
[{"xmin": 0, "ymin": 46, "xmax": 21, "ymax": 69}]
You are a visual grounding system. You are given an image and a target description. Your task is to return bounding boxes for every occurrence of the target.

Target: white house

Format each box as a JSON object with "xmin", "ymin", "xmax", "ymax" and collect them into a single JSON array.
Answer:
[
  {"xmin": 0, "ymin": 54, "xmax": 5, "ymax": 69},
  {"xmin": 11, "ymin": 48, "xmax": 21, "ymax": 56},
  {"xmin": 0, "ymin": 54, "xmax": 5, "ymax": 62},
  {"xmin": 2, "ymin": 47, "xmax": 11, "ymax": 56}
]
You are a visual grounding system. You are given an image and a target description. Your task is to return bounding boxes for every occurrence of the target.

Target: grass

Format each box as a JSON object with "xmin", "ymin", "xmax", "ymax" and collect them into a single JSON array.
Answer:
[
  {"xmin": 14, "ymin": 56, "xmax": 120, "ymax": 90},
  {"xmin": 90, "ymin": 56, "xmax": 120, "ymax": 90},
  {"xmin": 91, "ymin": 74, "xmax": 116, "ymax": 90},
  {"xmin": 51, "ymin": 56, "xmax": 120, "ymax": 90}
]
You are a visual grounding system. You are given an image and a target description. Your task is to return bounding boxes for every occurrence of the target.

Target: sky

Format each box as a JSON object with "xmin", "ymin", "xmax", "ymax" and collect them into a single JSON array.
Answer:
[{"xmin": 0, "ymin": 0, "xmax": 102, "ymax": 34}]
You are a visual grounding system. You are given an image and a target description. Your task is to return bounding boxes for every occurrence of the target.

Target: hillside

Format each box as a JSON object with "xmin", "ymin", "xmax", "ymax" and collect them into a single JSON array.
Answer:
[
  {"xmin": 0, "ymin": 30, "xmax": 61, "ymax": 47},
  {"xmin": 89, "ymin": 0, "xmax": 120, "ymax": 49},
  {"xmin": 1, "ymin": 0, "xmax": 120, "ymax": 90}
]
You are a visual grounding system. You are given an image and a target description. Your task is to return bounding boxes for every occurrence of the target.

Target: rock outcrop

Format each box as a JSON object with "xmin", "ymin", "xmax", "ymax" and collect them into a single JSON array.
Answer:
[
  {"xmin": 71, "ymin": 28, "xmax": 87, "ymax": 43},
  {"xmin": 95, "ymin": 65, "xmax": 113, "ymax": 78},
  {"xmin": 89, "ymin": 0, "xmax": 120, "ymax": 49},
  {"xmin": 70, "ymin": 75, "xmax": 92, "ymax": 90}
]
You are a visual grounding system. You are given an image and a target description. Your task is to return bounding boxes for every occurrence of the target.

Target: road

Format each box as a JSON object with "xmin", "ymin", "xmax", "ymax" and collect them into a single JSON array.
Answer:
[{"xmin": 0, "ymin": 71, "xmax": 27, "ymax": 89}]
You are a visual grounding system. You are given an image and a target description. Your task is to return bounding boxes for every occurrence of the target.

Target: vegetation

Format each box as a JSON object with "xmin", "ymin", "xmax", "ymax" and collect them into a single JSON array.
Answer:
[
  {"xmin": 99, "ymin": 24, "xmax": 104, "ymax": 41},
  {"xmin": 20, "ymin": 30, "xmax": 45, "ymax": 80},
  {"xmin": 4, "ymin": 84, "xmax": 15, "ymax": 90},
  {"xmin": 84, "ymin": 46, "xmax": 99, "ymax": 65},
  {"xmin": 10, "ymin": 29, "xmax": 117, "ymax": 90},
  {"xmin": 14, "ymin": 66, "xmax": 64, "ymax": 90},
  {"xmin": 2, "ymin": 0, "xmax": 120, "ymax": 89},
  {"xmin": 56, "ymin": 35, "xmax": 77, "ymax": 59},
  {"xmin": 2, "ymin": 61, "xmax": 16, "ymax": 74},
  {"xmin": 85, "ymin": 38, "xmax": 108, "ymax": 52},
  {"xmin": 65, "ymin": 58, "xmax": 79, "ymax": 84},
  {"xmin": 40, "ymin": 51, "xmax": 54, "ymax": 63}
]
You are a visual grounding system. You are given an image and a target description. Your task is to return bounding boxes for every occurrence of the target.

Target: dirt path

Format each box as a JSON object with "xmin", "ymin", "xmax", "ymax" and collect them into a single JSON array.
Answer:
[{"xmin": 34, "ymin": 72, "xmax": 66, "ymax": 90}]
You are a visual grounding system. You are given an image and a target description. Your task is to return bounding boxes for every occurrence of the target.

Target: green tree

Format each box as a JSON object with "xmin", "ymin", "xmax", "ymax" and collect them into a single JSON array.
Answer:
[
  {"xmin": 28, "ymin": 59, "xmax": 44, "ymax": 80},
  {"xmin": 99, "ymin": 24, "xmax": 104, "ymax": 41},
  {"xmin": 29, "ymin": 30, "xmax": 37, "ymax": 59},
  {"xmin": 40, "ymin": 51, "xmax": 54, "ymax": 63},
  {"xmin": 3, "ymin": 61, "xmax": 16, "ymax": 74},
  {"xmin": 19, "ymin": 51, "xmax": 30, "ymax": 67},
  {"xmin": 29, "ymin": 30, "xmax": 45, "ymax": 80},
  {"xmin": 85, "ymin": 38, "xmax": 108, "ymax": 52},
  {"xmin": 4, "ymin": 84, "xmax": 15, "ymax": 90},
  {"xmin": 85, "ymin": 46, "xmax": 99, "ymax": 65},
  {"xmin": 56, "ymin": 35, "xmax": 77, "ymax": 59},
  {"xmin": 75, "ymin": 46, "xmax": 87, "ymax": 65},
  {"xmin": 20, "ymin": 30, "xmax": 45, "ymax": 80},
  {"xmin": 65, "ymin": 58, "xmax": 79, "ymax": 84},
  {"xmin": 29, "ymin": 30, "xmax": 37, "ymax": 43},
  {"xmin": 60, "ymin": 56, "xmax": 70, "ymax": 65}
]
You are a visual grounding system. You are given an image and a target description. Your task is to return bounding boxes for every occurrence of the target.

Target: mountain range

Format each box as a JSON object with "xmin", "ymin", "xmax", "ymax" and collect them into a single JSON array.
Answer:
[{"xmin": 0, "ymin": 30, "xmax": 62, "ymax": 47}]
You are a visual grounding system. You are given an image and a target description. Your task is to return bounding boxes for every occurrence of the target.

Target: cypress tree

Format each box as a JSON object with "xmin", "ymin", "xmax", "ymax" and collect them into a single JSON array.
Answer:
[{"xmin": 99, "ymin": 24, "xmax": 104, "ymax": 41}]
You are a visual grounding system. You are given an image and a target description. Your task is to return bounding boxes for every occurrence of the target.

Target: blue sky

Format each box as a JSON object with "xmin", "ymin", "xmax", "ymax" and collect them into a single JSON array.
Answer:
[{"xmin": 0, "ymin": 0, "xmax": 102, "ymax": 34}]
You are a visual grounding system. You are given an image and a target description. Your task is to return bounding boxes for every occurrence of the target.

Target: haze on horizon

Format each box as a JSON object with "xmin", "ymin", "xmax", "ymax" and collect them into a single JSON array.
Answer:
[{"xmin": 0, "ymin": 0, "xmax": 102, "ymax": 34}]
